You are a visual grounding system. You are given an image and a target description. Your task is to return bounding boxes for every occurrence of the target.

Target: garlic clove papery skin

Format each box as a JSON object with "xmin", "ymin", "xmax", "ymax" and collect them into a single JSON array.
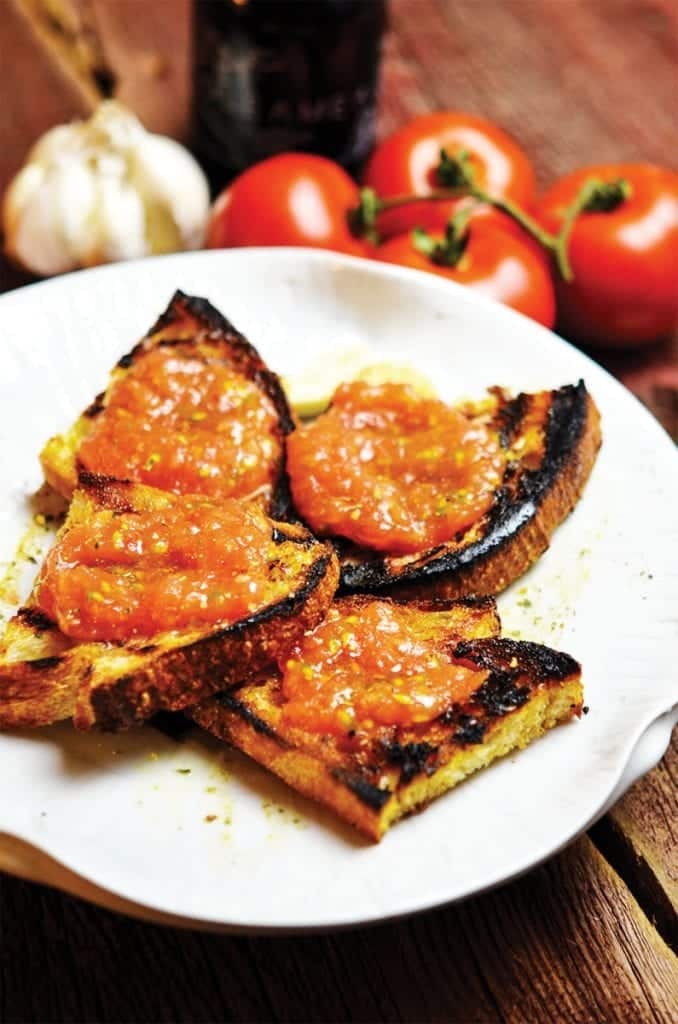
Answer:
[
  {"xmin": 87, "ymin": 101, "xmax": 146, "ymax": 153},
  {"xmin": 50, "ymin": 160, "xmax": 99, "ymax": 268},
  {"xmin": 130, "ymin": 134, "xmax": 210, "ymax": 252},
  {"xmin": 93, "ymin": 174, "xmax": 148, "ymax": 264},
  {"xmin": 2, "ymin": 101, "xmax": 211, "ymax": 276},
  {"xmin": 29, "ymin": 123, "xmax": 86, "ymax": 165},
  {"xmin": 6, "ymin": 158, "xmax": 98, "ymax": 276}
]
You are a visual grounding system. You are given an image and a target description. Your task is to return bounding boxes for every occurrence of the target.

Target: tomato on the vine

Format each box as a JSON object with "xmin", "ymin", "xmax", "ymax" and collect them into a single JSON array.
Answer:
[
  {"xmin": 537, "ymin": 163, "xmax": 678, "ymax": 347},
  {"xmin": 375, "ymin": 220, "xmax": 556, "ymax": 329},
  {"xmin": 206, "ymin": 153, "xmax": 369, "ymax": 256},
  {"xmin": 363, "ymin": 112, "xmax": 536, "ymax": 239}
]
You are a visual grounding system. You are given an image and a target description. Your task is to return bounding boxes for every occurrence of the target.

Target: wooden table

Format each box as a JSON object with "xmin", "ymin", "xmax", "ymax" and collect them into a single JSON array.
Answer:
[{"xmin": 1, "ymin": 3, "xmax": 676, "ymax": 1021}]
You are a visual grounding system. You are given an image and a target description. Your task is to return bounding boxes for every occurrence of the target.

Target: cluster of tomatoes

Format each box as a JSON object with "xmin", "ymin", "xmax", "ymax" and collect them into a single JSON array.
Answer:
[{"xmin": 206, "ymin": 112, "xmax": 678, "ymax": 348}]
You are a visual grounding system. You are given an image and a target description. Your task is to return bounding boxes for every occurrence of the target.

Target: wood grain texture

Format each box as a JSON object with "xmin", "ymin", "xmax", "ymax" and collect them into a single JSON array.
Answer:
[
  {"xmin": 381, "ymin": 0, "xmax": 678, "ymax": 186},
  {"xmin": 0, "ymin": 0, "xmax": 190, "ymax": 198},
  {"xmin": 0, "ymin": 1, "xmax": 93, "ymax": 197},
  {"xmin": 605, "ymin": 339, "xmax": 678, "ymax": 442},
  {"xmin": 380, "ymin": 0, "xmax": 678, "ymax": 436},
  {"xmin": 592, "ymin": 733, "xmax": 678, "ymax": 952},
  {"xmin": 89, "ymin": 0, "xmax": 191, "ymax": 139},
  {"xmin": 1, "ymin": 834, "xmax": 676, "ymax": 1024}
]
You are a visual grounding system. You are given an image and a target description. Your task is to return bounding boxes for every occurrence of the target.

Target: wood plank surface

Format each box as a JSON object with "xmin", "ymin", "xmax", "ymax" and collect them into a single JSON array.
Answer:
[
  {"xmin": 89, "ymin": 0, "xmax": 190, "ymax": 138},
  {"xmin": 1, "ymin": 1, "xmax": 677, "ymax": 1021},
  {"xmin": 381, "ymin": 0, "xmax": 678, "ymax": 440},
  {"xmin": 1, "ymin": 834, "xmax": 676, "ymax": 1024},
  {"xmin": 592, "ymin": 734, "xmax": 678, "ymax": 951},
  {"xmin": 0, "ymin": 1, "xmax": 93, "ymax": 195},
  {"xmin": 380, "ymin": 0, "xmax": 678, "ymax": 185},
  {"xmin": 0, "ymin": 0, "xmax": 191, "ymax": 197}
]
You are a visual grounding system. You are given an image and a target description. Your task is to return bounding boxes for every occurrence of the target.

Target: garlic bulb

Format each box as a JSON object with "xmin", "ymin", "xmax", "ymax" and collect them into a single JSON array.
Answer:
[{"xmin": 3, "ymin": 102, "xmax": 210, "ymax": 276}]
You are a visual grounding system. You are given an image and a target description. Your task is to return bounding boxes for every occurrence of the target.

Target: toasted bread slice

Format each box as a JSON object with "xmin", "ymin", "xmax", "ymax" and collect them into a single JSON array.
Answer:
[
  {"xmin": 40, "ymin": 290, "xmax": 295, "ymax": 518},
  {"xmin": 192, "ymin": 596, "xmax": 583, "ymax": 841},
  {"xmin": 293, "ymin": 381, "xmax": 601, "ymax": 599},
  {"xmin": 0, "ymin": 476, "xmax": 339, "ymax": 732}
]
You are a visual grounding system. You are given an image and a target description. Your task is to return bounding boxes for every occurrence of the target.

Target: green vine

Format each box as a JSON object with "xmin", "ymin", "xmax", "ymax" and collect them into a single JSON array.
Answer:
[{"xmin": 347, "ymin": 163, "xmax": 632, "ymax": 283}]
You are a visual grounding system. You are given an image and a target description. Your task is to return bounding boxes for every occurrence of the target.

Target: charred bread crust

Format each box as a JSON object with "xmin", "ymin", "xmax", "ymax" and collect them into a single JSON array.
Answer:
[
  {"xmin": 80, "ymin": 549, "xmax": 338, "ymax": 731},
  {"xmin": 191, "ymin": 596, "xmax": 583, "ymax": 840},
  {"xmin": 40, "ymin": 290, "xmax": 295, "ymax": 519},
  {"xmin": 192, "ymin": 624, "xmax": 583, "ymax": 842},
  {"xmin": 140, "ymin": 290, "xmax": 295, "ymax": 441},
  {"xmin": 0, "ymin": 477, "xmax": 339, "ymax": 731},
  {"xmin": 337, "ymin": 381, "xmax": 602, "ymax": 599}
]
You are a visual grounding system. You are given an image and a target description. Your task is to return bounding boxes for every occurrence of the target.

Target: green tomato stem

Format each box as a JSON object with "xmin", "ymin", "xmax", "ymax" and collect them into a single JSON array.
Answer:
[
  {"xmin": 376, "ymin": 187, "xmax": 557, "ymax": 253},
  {"xmin": 411, "ymin": 203, "xmax": 478, "ymax": 267},
  {"xmin": 349, "ymin": 176, "xmax": 632, "ymax": 284},
  {"xmin": 551, "ymin": 177, "xmax": 632, "ymax": 282}
]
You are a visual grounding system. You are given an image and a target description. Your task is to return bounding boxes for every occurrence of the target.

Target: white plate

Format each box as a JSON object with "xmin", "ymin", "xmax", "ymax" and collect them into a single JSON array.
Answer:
[{"xmin": 0, "ymin": 249, "xmax": 676, "ymax": 933}]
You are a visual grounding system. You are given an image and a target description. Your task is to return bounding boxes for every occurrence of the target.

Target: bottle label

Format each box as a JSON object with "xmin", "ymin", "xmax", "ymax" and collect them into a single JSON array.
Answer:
[{"xmin": 193, "ymin": 3, "xmax": 386, "ymax": 180}]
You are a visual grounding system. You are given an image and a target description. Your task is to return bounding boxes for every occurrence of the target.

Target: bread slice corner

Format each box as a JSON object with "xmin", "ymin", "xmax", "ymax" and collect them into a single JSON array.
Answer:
[
  {"xmin": 0, "ymin": 476, "xmax": 339, "ymax": 732},
  {"xmin": 39, "ymin": 289, "xmax": 296, "ymax": 518},
  {"xmin": 335, "ymin": 381, "xmax": 601, "ymax": 600},
  {"xmin": 192, "ymin": 597, "xmax": 583, "ymax": 841}
]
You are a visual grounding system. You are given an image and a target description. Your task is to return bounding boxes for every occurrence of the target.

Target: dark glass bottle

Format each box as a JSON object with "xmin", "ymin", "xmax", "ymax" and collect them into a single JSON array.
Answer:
[{"xmin": 192, "ymin": 0, "xmax": 387, "ymax": 188}]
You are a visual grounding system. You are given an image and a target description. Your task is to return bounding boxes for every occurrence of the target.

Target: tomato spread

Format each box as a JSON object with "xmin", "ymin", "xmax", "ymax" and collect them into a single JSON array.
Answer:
[
  {"xmin": 286, "ymin": 381, "xmax": 505, "ymax": 554},
  {"xmin": 281, "ymin": 600, "xmax": 487, "ymax": 737},
  {"xmin": 35, "ymin": 496, "xmax": 283, "ymax": 642},
  {"xmin": 77, "ymin": 348, "xmax": 282, "ymax": 501}
]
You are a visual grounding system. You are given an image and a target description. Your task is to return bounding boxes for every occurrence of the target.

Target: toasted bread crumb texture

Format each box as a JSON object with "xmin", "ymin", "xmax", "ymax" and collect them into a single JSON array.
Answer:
[{"xmin": 194, "ymin": 670, "xmax": 582, "ymax": 842}]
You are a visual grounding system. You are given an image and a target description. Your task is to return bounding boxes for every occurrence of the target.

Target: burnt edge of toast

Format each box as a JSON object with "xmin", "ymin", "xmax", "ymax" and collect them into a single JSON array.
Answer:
[
  {"xmin": 78, "ymin": 290, "xmax": 295, "ymax": 520},
  {"xmin": 6, "ymin": 472, "xmax": 334, "ymax": 729},
  {"xmin": 215, "ymin": 692, "xmax": 279, "ymax": 740},
  {"xmin": 339, "ymin": 381, "xmax": 591, "ymax": 592},
  {"xmin": 453, "ymin": 637, "xmax": 580, "ymax": 684},
  {"xmin": 16, "ymin": 607, "xmax": 56, "ymax": 632},
  {"xmin": 330, "ymin": 769, "xmax": 392, "ymax": 811},
  {"xmin": 86, "ymin": 549, "xmax": 336, "ymax": 730},
  {"xmin": 208, "ymin": 552, "xmax": 334, "ymax": 639},
  {"xmin": 74, "ymin": 472, "xmax": 335, "ymax": 640},
  {"xmin": 206, "ymin": 592, "xmax": 500, "ymax": 756},
  {"xmin": 77, "ymin": 470, "xmax": 137, "ymax": 512},
  {"xmin": 23, "ymin": 655, "xmax": 64, "ymax": 671},
  {"xmin": 218, "ymin": 636, "xmax": 581, "ymax": 811}
]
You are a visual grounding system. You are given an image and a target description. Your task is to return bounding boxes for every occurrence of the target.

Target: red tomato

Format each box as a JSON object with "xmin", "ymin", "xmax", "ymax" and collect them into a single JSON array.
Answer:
[
  {"xmin": 206, "ymin": 153, "xmax": 369, "ymax": 256},
  {"xmin": 363, "ymin": 112, "xmax": 536, "ymax": 239},
  {"xmin": 537, "ymin": 163, "xmax": 678, "ymax": 347},
  {"xmin": 375, "ymin": 223, "xmax": 556, "ymax": 328}
]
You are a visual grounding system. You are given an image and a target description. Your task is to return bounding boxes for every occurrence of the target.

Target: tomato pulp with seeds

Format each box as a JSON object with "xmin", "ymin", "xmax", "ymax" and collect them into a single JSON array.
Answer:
[
  {"xmin": 35, "ymin": 497, "xmax": 283, "ymax": 642},
  {"xmin": 77, "ymin": 348, "xmax": 282, "ymax": 501},
  {"xmin": 286, "ymin": 381, "xmax": 506, "ymax": 554},
  {"xmin": 280, "ymin": 600, "xmax": 487, "ymax": 736}
]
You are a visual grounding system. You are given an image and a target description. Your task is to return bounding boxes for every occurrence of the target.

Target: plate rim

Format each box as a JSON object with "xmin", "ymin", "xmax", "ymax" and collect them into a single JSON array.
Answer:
[
  {"xmin": 0, "ymin": 246, "xmax": 676, "ymax": 931},
  {"xmin": 1, "ymin": 703, "xmax": 675, "ymax": 934}
]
